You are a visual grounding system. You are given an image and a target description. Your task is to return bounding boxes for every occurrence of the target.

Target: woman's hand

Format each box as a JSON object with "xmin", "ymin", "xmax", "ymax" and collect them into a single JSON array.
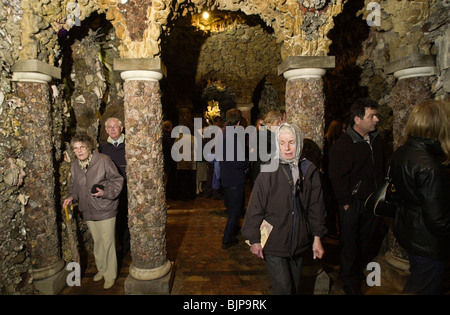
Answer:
[
  {"xmin": 92, "ymin": 187, "xmax": 104, "ymax": 198},
  {"xmin": 312, "ymin": 236, "xmax": 325, "ymax": 260},
  {"xmin": 250, "ymin": 243, "xmax": 264, "ymax": 259},
  {"xmin": 63, "ymin": 196, "xmax": 74, "ymax": 208}
]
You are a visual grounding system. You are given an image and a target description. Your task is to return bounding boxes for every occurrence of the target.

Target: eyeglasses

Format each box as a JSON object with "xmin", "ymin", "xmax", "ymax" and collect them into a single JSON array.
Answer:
[
  {"xmin": 106, "ymin": 125, "xmax": 121, "ymax": 130},
  {"xmin": 73, "ymin": 145, "xmax": 88, "ymax": 152}
]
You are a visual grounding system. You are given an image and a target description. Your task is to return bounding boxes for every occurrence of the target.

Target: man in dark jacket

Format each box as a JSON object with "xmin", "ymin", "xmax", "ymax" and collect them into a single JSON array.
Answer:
[
  {"xmin": 220, "ymin": 109, "xmax": 250, "ymax": 249},
  {"xmin": 100, "ymin": 117, "xmax": 129, "ymax": 254},
  {"xmin": 328, "ymin": 98, "xmax": 385, "ymax": 295}
]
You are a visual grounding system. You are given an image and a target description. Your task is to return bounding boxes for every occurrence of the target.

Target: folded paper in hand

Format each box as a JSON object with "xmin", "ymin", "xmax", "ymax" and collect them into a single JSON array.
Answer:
[{"xmin": 245, "ymin": 219, "xmax": 273, "ymax": 248}]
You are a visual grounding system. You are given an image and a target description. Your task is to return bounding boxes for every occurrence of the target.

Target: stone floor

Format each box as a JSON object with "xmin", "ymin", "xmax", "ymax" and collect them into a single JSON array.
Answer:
[{"xmin": 59, "ymin": 187, "xmax": 449, "ymax": 296}]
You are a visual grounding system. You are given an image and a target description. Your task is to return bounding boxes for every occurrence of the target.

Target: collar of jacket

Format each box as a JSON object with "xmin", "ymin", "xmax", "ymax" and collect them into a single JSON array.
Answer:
[
  {"xmin": 346, "ymin": 125, "xmax": 380, "ymax": 144},
  {"xmin": 107, "ymin": 133, "xmax": 125, "ymax": 145},
  {"xmin": 407, "ymin": 135, "xmax": 444, "ymax": 157},
  {"xmin": 77, "ymin": 150, "xmax": 100, "ymax": 171}
]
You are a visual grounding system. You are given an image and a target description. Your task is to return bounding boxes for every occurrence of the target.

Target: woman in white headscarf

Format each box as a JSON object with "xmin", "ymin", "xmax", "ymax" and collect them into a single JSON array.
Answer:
[{"xmin": 242, "ymin": 123, "xmax": 327, "ymax": 295}]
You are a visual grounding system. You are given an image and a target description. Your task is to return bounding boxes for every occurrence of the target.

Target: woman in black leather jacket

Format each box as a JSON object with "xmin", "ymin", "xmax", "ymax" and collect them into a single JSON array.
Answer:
[{"xmin": 391, "ymin": 99, "xmax": 450, "ymax": 295}]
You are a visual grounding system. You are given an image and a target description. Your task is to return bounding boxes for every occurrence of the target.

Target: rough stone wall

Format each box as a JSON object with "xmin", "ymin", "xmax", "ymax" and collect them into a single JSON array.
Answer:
[
  {"xmin": 0, "ymin": 0, "xmax": 34, "ymax": 295},
  {"xmin": 356, "ymin": 0, "xmax": 449, "ymax": 158},
  {"xmin": 95, "ymin": 0, "xmax": 347, "ymax": 58},
  {"xmin": 70, "ymin": 30, "xmax": 107, "ymax": 142},
  {"xmin": 19, "ymin": 0, "xmax": 100, "ymax": 63},
  {"xmin": 358, "ymin": 0, "xmax": 449, "ymax": 100},
  {"xmin": 424, "ymin": 0, "xmax": 450, "ymax": 100},
  {"xmin": 196, "ymin": 23, "xmax": 282, "ymax": 108}
]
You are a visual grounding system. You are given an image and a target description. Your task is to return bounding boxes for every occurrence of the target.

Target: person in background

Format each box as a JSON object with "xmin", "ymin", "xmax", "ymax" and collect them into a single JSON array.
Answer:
[
  {"xmin": 328, "ymin": 98, "xmax": 386, "ymax": 295},
  {"xmin": 63, "ymin": 133, "xmax": 124, "ymax": 289},
  {"xmin": 204, "ymin": 116, "xmax": 224, "ymax": 200},
  {"xmin": 174, "ymin": 123, "xmax": 197, "ymax": 201},
  {"xmin": 242, "ymin": 123, "xmax": 327, "ymax": 295},
  {"xmin": 196, "ymin": 119, "xmax": 209, "ymax": 196},
  {"xmin": 391, "ymin": 99, "xmax": 450, "ymax": 295},
  {"xmin": 162, "ymin": 120, "xmax": 177, "ymax": 200},
  {"xmin": 250, "ymin": 110, "xmax": 283, "ymax": 187},
  {"xmin": 220, "ymin": 109, "xmax": 249, "ymax": 249},
  {"xmin": 213, "ymin": 116, "xmax": 223, "ymax": 128},
  {"xmin": 255, "ymin": 117, "xmax": 264, "ymax": 130},
  {"xmin": 100, "ymin": 117, "xmax": 129, "ymax": 254}
]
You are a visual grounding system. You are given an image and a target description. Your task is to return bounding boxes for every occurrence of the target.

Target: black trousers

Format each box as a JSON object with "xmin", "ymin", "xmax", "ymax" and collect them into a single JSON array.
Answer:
[
  {"xmin": 404, "ymin": 254, "xmax": 446, "ymax": 295},
  {"xmin": 339, "ymin": 198, "xmax": 380, "ymax": 285},
  {"xmin": 265, "ymin": 254, "xmax": 303, "ymax": 295},
  {"xmin": 222, "ymin": 183, "xmax": 245, "ymax": 244}
]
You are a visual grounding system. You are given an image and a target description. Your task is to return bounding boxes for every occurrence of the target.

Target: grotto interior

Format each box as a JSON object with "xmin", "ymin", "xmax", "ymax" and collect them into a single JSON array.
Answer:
[{"xmin": 0, "ymin": 0, "xmax": 449, "ymax": 295}]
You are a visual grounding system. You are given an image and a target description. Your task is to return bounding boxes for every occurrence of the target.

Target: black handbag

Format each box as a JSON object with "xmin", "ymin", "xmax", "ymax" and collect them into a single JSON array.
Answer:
[{"xmin": 364, "ymin": 167, "xmax": 398, "ymax": 218}]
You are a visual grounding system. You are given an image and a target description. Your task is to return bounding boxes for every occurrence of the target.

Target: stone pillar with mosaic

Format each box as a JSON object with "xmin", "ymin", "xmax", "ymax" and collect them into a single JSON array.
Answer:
[
  {"xmin": 12, "ymin": 59, "xmax": 66, "ymax": 295},
  {"xmin": 114, "ymin": 58, "xmax": 172, "ymax": 295}
]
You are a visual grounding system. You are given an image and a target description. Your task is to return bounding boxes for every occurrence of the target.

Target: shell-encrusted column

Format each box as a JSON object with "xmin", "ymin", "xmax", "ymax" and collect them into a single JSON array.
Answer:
[
  {"xmin": 12, "ymin": 60, "xmax": 66, "ymax": 295},
  {"xmin": 279, "ymin": 56, "xmax": 335, "ymax": 166},
  {"xmin": 386, "ymin": 54, "xmax": 437, "ymax": 149},
  {"xmin": 380, "ymin": 54, "xmax": 438, "ymax": 290},
  {"xmin": 114, "ymin": 58, "xmax": 172, "ymax": 295}
]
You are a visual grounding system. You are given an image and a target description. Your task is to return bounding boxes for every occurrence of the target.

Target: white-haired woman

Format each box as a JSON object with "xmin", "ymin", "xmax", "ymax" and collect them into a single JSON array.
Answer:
[
  {"xmin": 63, "ymin": 133, "xmax": 124, "ymax": 289},
  {"xmin": 242, "ymin": 123, "xmax": 327, "ymax": 295}
]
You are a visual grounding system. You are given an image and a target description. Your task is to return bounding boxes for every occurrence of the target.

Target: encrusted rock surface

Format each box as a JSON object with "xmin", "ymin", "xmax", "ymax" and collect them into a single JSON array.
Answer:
[
  {"xmin": 389, "ymin": 76, "xmax": 433, "ymax": 150},
  {"xmin": 15, "ymin": 82, "xmax": 62, "ymax": 273},
  {"xmin": 123, "ymin": 80, "xmax": 167, "ymax": 270},
  {"xmin": 285, "ymin": 77, "xmax": 325, "ymax": 151}
]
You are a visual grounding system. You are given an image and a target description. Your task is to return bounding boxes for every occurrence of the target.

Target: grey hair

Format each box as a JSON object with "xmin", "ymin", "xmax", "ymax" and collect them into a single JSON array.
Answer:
[
  {"xmin": 70, "ymin": 133, "xmax": 95, "ymax": 152},
  {"xmin": 105, "ymin": 117, "xmax": 123, "ymax": 128}
]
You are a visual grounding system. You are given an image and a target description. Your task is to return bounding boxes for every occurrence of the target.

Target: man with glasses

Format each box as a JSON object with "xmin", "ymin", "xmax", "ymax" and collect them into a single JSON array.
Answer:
[{"xmin": 101, "ymin": 117, "xmax": 129, "ymax": 254}]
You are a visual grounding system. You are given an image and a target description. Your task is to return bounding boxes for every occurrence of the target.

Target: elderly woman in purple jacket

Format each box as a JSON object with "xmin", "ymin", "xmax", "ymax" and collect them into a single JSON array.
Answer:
[
  {"xmin": 63, "ymin": 133, "xmax": 124, "ymax": 290},
  {"xmin": 242, "ymin": 123, "xmax": 327, "ymax": 295}
]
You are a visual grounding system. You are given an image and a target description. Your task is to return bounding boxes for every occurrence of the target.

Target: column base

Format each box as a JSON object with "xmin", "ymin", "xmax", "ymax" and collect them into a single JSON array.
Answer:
[
  {"xmin": 369, "ymin": 251, "xmax": 409, "ymax": 292},
  {"xmin": 124, "ymin": 265, "xmax": 174, "ymax": 295},
  {"xmin": 33, "ymin": 263, "xmax": 70, "ymax": 295}
]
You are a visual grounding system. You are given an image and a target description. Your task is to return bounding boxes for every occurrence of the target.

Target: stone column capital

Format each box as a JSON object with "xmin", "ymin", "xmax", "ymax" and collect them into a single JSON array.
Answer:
[
  {"xmin": 278, "ymin": 55, "xmax": 335, "ymax": 79},
  {"xmin": 12, "ymin": 59, "xmax": 61, "ymax": 83},
  {"xmin": 283, "ymin": 68, "xmax": 327, "ymax": 80},
  {"xmin": 385, "ymin": 54, "xmax": 438, "ymax": 80},
  {"xmin": 114, "ymin": 57, "xmax": 166, "ymax": 81},
  {"xmin": 393, "ymin": 66, "xmax": 438, "ymax": 80}
]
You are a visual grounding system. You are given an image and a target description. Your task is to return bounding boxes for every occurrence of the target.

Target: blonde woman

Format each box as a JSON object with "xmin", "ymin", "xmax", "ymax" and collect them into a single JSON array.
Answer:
[{"xmin": 391, "ymin": 99, "xmax": 450, "ymax": 295}]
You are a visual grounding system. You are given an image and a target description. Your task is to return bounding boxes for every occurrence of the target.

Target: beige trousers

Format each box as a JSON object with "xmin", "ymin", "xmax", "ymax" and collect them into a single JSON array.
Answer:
[{"xmin": 86, "ymin": 217, "xmax": 117, "ymax": 281}]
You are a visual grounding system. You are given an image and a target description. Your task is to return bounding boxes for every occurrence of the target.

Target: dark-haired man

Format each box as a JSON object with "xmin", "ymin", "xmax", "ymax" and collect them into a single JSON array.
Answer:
[{"xmin": 328, "ymin": 98, "xmax": 386, "ymax": 294}]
